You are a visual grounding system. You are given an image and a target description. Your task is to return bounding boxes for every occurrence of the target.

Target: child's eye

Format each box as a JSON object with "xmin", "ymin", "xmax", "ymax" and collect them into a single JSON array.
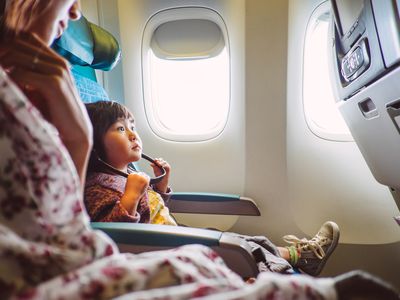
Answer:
[
  {"xmin": 117, "ymin": 126, "xmax": 125, "ymax": 132},
  {"xmin": 130, "ymin": 126, "xmax": 135, "ymax": 132}
]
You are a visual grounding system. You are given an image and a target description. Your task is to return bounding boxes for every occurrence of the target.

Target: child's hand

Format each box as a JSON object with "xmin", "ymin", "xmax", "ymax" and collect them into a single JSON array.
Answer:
[
  {"xmin": 125, "ymin": 172, "xmax": 150, "ymax": 197},
  {"xmin": 151, "ymin": 158, "xmax": 171, "ymax": 193},
  {"xmin": 120, "ymin": 172, "xmax": 150, "ymax": 214}
]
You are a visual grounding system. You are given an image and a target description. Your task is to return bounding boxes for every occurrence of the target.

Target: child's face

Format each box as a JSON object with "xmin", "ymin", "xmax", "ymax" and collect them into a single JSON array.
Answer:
[{"xmin": 103, "ymin": 118, "xmax": 142, "ymax": 171}]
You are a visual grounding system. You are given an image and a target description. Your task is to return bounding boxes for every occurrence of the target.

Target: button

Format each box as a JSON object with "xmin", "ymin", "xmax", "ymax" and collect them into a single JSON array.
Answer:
[{"xmin": 341, "ymin": 46, "xmax": 365, "ymax": 80}]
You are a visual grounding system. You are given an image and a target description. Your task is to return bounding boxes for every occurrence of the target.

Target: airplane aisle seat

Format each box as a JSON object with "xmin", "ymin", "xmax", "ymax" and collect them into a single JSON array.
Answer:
[
  {"xmin": 329, "ymin": 0, "xmax": 400, "ymax": 224},
  {"xmin": 53, "ymin": 15, "xmax": 261, "ymax": 278}
]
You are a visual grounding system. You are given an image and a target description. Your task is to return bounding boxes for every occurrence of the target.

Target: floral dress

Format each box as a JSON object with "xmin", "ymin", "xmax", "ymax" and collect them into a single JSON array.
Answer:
[{"xmin": 0, "ymin": 67, "xmax": 337, "ymax": 300}]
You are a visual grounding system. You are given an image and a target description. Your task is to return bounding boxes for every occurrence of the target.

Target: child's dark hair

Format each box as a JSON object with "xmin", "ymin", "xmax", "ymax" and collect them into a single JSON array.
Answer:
[{"xmin": 85, "ymin": 100, "xmax": 134, "ymax": 173}]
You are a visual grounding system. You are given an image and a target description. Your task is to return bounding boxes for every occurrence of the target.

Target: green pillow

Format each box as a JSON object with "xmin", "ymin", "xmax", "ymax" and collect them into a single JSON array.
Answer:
[{"xmin": 52, "ymin": 16, "xmax": 121, "ymax": 71}]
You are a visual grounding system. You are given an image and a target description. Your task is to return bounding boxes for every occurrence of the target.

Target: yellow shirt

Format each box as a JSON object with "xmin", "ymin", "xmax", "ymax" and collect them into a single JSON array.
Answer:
[{"xmin": 148, "ymin": 189, "xmax": 177, "ymax": 226}]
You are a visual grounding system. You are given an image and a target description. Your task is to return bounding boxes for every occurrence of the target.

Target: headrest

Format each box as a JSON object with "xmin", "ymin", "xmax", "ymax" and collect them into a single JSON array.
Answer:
[{"xmin": 52, "ymin": 16, "xmax": 121, "ymax": 71}]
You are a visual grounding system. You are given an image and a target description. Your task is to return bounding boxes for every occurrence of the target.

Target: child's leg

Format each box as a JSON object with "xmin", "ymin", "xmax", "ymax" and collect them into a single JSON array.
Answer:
[
  {"xmin": 277, "ymin": 247, "xmax": 290, "ymax": 261},
  {"xmin": 278, "ymin": 221, "xmax": 340, "ymax": 276}
]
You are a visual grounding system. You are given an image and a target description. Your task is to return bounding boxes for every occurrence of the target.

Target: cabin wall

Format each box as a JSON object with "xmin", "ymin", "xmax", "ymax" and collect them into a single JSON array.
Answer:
[
  {"xmin": 287, "ymin": 0, "xmax": 400, "ymax": 287},
  {"xmin": 231, "ymin": 0, "xmax": 299, "ymax": 240}
]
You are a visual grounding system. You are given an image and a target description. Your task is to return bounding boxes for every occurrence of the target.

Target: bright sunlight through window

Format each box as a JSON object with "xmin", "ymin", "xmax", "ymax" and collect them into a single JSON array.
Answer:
[
  {"xmin": 303, "ymin": 13, "xmax": 352, "ymax": 141},
  {"xmin": 147, "ymin": 48, "xmax": 230, "ymax": 141}
]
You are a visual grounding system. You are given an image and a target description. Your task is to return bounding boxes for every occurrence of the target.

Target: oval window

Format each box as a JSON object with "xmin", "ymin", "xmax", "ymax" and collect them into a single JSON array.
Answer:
[
  {"xmin": 142, "ymin": 7, "xmax": 230, "ymax": 141},
  {"xmin": 303, "ymin": 4, "xmax": 352, "ymax": 141}
]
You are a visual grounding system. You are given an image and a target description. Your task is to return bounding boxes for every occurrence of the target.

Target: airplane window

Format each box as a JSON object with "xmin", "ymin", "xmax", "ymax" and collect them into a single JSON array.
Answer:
[
  {"xmin": 148, "ymin": 48, "xmax": 229, "ymax": 139},
  {"xmin": 303, "ymin": 10, "xmax": 353, "ymax": 141},
  {"xmin": 142, "ymin": 8, "xmax": 230, "ymax": 142}
]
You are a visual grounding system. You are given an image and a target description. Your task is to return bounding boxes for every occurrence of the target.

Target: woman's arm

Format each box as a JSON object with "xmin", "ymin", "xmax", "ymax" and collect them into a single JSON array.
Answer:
[{"xmin": 0, "ymin": 33, "xmax": 92, "ymax": 186}]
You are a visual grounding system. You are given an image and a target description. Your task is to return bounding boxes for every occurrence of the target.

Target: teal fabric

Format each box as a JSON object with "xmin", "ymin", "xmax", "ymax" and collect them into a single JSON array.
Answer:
[
  {"xmin": 72, "ymin": 65, "xmax": 96, "ymax": 81},
  {"xmin": 91, "ymin": 222, "xmax": 222, "ymax": 247},
  {"xmin": 171, "ymin": 192, "xmax": 240, "ymax": 202},
  {"xmin": 52, "ymin": 16, "xmax": 121, "ymax": 71},
  {"xmin": 52, "ymin": 17, "xmax": 94, "ymax": 66},
  {"xmin": 72, "ymin": 69, "xmax": 109, "ymax": 103}
]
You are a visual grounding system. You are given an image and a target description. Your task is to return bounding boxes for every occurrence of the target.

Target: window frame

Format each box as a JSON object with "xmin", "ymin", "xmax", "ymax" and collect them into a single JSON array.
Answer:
[
  {"xmin": 302, "ymin": 1, "xmax": 353, "ymax": 142},
  {"xmin": 141, "ymin": 7, "xmax": 231, "ymax": 142}
]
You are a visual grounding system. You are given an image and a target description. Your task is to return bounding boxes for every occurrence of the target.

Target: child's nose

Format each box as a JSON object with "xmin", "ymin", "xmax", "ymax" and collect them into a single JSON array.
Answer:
[{"xmin": 128, "ymin": 131, "xmax": 137, "ymax": 141}]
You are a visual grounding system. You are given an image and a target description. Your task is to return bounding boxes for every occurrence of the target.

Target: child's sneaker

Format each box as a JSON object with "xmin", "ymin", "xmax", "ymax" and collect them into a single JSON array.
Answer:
[{"xmin": 283, "ymin": 221, "xmax": 340, "ymax": 276}]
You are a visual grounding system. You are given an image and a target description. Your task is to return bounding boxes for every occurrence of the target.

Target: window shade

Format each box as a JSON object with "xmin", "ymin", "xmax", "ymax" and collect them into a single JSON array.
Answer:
[{"xmin": 151, "ymin": 19, "xmax": 224, "ymax": 60}]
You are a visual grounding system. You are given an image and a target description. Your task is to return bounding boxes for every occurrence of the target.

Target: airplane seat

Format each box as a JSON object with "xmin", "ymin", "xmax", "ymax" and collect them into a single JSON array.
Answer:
[
  {"xmin": 52, "ymin": 15, "xmax": 118, "ymax": 103},
  {"xmin": 53, "ymin": 15, "xmax": 261, "ymax": 278},
  {"xmin": 71, "ymin": 69, "xmax": 109, "ymax": 103},
  {"xmin": 329, "ymin": 0, "xmax": 400, "ymax": 225}
]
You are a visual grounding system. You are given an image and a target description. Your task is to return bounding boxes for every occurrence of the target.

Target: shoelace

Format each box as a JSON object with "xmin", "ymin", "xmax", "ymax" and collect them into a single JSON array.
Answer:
[{"xmin": 283, "ymin": 234, "xmax": 329, "ymax": 259}]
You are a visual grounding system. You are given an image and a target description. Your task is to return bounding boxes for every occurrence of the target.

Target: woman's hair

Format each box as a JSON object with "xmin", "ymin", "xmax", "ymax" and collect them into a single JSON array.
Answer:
[
  {"xmin": 0, "ymin": 1, "xmax": 5, "ymax": 17},
  {"xmin": 0, "ymin": 0, "xmax": 49, "ymax": 38},
  {"xmin": 85, "ymin": 100, "xmax": 134, "ymax": 173}
]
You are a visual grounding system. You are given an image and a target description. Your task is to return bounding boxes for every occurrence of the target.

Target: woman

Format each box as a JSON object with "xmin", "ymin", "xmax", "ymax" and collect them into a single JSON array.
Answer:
[
  {"xmin": 0, "ymin": 1, "xmax": 398, "ymax": 299},
  {"xmin": 0, "ymin": 0, "xmax": 118, "ymax": 298}
]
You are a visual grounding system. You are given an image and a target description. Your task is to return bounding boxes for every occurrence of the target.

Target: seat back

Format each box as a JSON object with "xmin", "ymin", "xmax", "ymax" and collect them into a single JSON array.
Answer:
[{"xmin": 329, "ymin": 0, "xmax": 400, "ymax": 215}]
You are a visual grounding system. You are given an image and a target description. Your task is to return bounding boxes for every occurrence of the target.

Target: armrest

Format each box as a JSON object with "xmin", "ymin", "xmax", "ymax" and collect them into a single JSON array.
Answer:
[
  {"xmin": 91, "ymin": 222, "xmax": 259, "ymax": 278},
  {"xmin": 91, "ymin": 222, "xmax": 222, "ymax": 247},
  {"xmin": 169, "ymin": 192, "xmax": 261, "ymax": 216}
]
